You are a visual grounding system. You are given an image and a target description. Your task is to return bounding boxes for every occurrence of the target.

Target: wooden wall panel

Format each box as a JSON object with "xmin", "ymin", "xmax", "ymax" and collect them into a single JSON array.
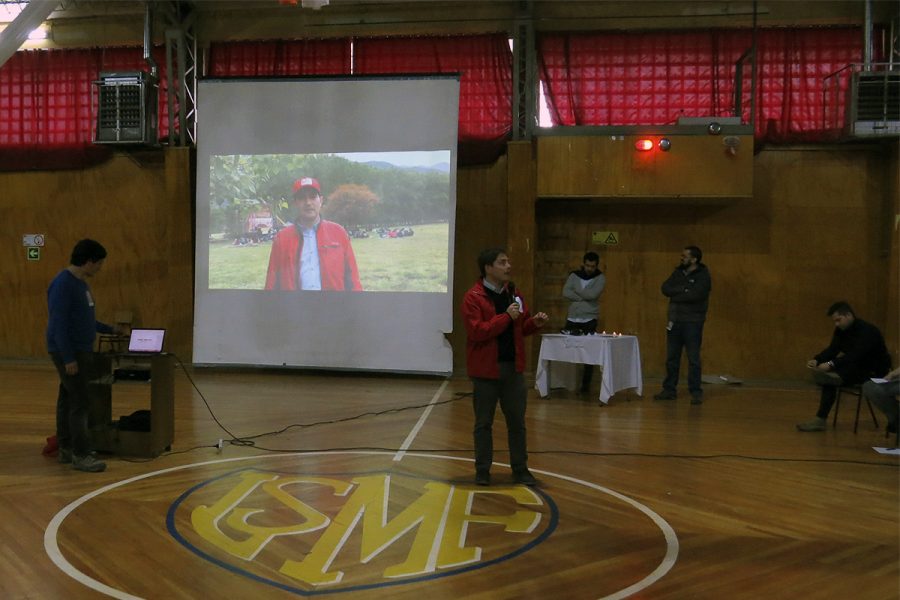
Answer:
[
  {"xmin": 448, "ymin": 156, "xmax": 509, "ymax": 373},
  {"xmin": 0, "ymin": 149, "xmax": 194, "ymax": 361},
  {"xmin": 537, "ymin": 135, "xmax": 753, "ymax": 198},
  {"xmin": 507, "ymin": 142, "xmax": 540, "ymax": 371},
  {"xmin": 1, "ymin": 142, "xmax": 893, "ymax": 384},
  {"xmin": 163, "ymin": 149, "xmax": 195, "ymax": 362},
  {"xmin": 883, "ymin": 142, "xmax": 899, "ymax": 359},
  {"xmin": 534, "ymin": 145, "xmax": 894, "ymax": 382}
]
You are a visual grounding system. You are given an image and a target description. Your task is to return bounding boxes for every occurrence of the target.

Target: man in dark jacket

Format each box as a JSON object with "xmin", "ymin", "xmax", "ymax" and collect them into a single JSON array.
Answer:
[
  {"xmin": 797, "ymin": 301, "xmax": 891, "ymax": 432},
  {"xmin": 654, "ymin": 245, "xmax": 712, "ymax": 404},
  {"xmin": 461, "ymin": 248, "xmax": 548, "ymax": 487}
]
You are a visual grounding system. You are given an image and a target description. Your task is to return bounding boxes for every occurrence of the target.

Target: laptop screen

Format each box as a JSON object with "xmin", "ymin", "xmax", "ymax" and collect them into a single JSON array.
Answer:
[{"xmin": 128, "ymin": 329, "xmax": 166, "ymax": 353}]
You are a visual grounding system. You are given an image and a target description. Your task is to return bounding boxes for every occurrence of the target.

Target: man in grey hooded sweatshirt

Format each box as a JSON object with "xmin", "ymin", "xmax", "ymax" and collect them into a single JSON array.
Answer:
[{"xmin": 562, "ymin": 251, "xmax": 606, "ymax": 393}]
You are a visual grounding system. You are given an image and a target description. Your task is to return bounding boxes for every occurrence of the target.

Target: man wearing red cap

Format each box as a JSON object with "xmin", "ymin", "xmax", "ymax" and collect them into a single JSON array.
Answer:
[{"xmin": 265, "ymin": 177, "xmax": 363, "ymax": 291}]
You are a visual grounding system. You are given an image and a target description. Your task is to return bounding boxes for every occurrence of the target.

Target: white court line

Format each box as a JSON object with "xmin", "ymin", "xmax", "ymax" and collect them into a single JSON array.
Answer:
[
  {"xmin": 393, "ymin": 379, "xmax": 450, "ymax": 462},
  {"xmin": 45, "ymin": 451, "xmax": 678, "ymax": 600}
]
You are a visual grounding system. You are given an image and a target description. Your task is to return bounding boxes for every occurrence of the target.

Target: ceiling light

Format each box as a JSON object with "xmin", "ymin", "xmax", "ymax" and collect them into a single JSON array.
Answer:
[{"xmin": 28, "ymin": 25, "xmax": 49, "ymax": 40}]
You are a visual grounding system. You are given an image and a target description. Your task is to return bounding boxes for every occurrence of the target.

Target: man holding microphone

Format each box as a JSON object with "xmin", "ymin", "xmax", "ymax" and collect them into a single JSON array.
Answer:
[{"xmin": 461, "ymin": 248, "xmax": 549, "ymax": 487}]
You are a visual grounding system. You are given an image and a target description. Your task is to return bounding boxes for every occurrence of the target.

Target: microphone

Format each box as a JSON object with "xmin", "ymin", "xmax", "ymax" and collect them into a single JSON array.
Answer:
[{"xmin": 508, "ymin": 281, "xmax": 522, "ymax": 308}]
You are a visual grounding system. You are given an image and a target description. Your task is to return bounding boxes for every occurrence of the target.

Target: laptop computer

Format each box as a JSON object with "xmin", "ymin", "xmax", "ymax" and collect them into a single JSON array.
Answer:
[{"xmin": 127, "ymin": 328, "xmax": 166, "ymax": 354}]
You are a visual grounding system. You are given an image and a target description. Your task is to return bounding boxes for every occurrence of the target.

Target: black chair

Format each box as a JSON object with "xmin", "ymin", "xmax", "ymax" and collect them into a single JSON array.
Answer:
[{"xmin": 832, "ymin": 385, "xmax": 879, "ymax": 433}]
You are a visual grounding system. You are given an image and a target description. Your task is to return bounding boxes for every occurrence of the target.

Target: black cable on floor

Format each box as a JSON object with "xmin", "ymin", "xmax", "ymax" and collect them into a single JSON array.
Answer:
[{"xmin": 136, "ymin": 355, "xmax": 897, "ymax": 469}]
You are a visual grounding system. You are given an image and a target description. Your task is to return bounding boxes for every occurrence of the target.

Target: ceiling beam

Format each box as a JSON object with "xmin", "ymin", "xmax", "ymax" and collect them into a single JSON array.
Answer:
[{"xmin": 0, "ymin": 0, "xmax": 58, "ymax": 68}]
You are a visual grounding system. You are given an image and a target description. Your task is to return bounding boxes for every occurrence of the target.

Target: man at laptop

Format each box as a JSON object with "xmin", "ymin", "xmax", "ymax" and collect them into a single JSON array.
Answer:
[{"xmin": 47, "ymin": 239, "xmax": 128, "ymax": 472}]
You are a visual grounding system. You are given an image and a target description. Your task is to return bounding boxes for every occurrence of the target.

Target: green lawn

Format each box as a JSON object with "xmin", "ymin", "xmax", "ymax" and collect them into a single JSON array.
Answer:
[{"xmin": 208, "ymin": 223, "xmax": 449, "ymax": 292}]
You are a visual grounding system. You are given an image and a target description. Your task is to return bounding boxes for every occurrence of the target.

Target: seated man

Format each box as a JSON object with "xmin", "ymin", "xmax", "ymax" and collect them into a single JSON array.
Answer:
[
  {"xmin": 797, "ymin": 301, "xmax": 891, "ymax": 432},
  {"xmin": 862, "ymin": 366, "xmax": 900, "ymax": 435}
]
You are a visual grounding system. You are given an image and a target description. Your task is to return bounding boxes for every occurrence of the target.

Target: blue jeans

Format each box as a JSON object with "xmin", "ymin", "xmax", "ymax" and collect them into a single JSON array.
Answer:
[{"xmin": 662, "ymin": 321, "xmax": 704, "ymax": 397}]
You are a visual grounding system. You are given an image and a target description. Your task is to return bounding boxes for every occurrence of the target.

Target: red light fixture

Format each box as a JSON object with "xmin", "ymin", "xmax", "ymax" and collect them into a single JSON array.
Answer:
[{"xmin": 634, "ymin": 139, "xmax": 653, "ymax": 151}]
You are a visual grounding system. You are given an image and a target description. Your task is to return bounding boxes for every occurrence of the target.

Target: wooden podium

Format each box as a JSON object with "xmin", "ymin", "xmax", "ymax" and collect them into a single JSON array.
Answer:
[{"xmin": 88, "ymin": 352, "xmax": 175, "ymax": 458}]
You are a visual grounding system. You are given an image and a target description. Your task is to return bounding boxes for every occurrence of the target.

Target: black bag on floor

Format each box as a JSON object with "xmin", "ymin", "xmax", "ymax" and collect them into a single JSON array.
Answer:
[{"xmin": 118, "ymin": 410, "xmax": 151, "ymax": 432}]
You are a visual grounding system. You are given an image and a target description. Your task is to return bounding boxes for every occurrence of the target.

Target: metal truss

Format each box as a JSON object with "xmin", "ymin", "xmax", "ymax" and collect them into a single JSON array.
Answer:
[
  {"xmin": 163, "ymin": 0, "xmax": 197, "ymax": 146},
  {"xmin": 512, "ymin": 1, "xmax": 536, "ymax": 140}
]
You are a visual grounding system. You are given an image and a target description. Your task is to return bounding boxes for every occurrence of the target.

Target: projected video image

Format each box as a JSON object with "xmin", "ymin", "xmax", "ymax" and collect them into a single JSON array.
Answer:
[{"xmin": 208, "ymin": 151, "xmax": 451, "ymax": 292}]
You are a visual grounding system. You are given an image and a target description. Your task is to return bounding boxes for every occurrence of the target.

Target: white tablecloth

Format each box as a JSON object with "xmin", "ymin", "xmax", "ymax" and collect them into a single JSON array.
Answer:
[{"xmin": 535, "ymin": 334, "xmax": 643, "ymax": 404}]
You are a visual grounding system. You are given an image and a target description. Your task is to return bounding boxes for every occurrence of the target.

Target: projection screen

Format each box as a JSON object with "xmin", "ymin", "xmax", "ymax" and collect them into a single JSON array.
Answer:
[{"xmin": 193, "ymin": 77, "xmax": 459, "ymax": 373}]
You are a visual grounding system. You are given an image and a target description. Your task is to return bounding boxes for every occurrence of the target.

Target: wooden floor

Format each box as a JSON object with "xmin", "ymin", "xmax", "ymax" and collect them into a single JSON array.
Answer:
[{"xmin": 1, "ymin": 360, "xmax": 897, "ymax": 600}]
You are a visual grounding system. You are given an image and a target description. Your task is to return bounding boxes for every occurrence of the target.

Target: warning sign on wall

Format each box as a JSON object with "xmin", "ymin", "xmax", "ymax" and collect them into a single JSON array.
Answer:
[{"xmin": 592, "ymin": 231, "xmax": 619, "ymax": 246}]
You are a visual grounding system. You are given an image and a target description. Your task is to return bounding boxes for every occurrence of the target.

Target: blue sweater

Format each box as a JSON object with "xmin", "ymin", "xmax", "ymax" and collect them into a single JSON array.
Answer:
[{"xmin": 46, "ymin": 269, "xmax": 112, "ymax": 363}]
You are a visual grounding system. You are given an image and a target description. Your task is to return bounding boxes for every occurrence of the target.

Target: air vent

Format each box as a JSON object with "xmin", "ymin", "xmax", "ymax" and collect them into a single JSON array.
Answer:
[
  {"xmin": 93, "ymin": 72, "xmax": 158, "ymax": 144},
  {"xmin": 847, "ymin": 70, "xmax": 900, "ymax": 137}
]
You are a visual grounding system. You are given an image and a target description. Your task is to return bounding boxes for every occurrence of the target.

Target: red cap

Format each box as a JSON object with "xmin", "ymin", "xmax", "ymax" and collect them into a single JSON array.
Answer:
[{"xmin": 292, "ymin": 177, "xmax": 321, "ymax": 194}]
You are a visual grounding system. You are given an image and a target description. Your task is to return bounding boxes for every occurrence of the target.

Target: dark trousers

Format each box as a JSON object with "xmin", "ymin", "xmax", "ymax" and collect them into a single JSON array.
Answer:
[
  {"xmin": 565, "ymin": 319, "xmax": 598, "ymax": 390},
  {"xmin": 816, "ymin": 384, "xmax": 840, "ymax": 419},
  {"xmin": 51, "ymin": 351, "xmax": 94, "ymax": 456},
  {"xmin": 662, "ymin": 321, "xmax": 704, "ymax": 397},
  {"xmin": 815, "ymin": 370, "xmax": 866, "ymax": 419},
  {"xmin": 472, "ymin": 362, "xmax": 528, "ymax": 474}
]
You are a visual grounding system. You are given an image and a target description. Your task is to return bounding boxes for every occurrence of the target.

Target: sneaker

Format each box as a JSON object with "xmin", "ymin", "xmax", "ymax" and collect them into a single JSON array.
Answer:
[
  {"xmin": 475, "ymin": 471, "xmax": 491, "ymax": 486},
  {"xmin": 512, "ymin": 468, "xmax": 538, "ymax": 486},
  {"xmin": 72, "ymin": 454, "xmax": 107, "ymax": 473},
  {"xmin": 690, "ymin": 394, "xmax": 703, "ymax": 405},
  {"xmin": 653, "ymin": 390, "xmax": 676, "ymax": 401},
  {"xmin": 796, "ymin": 417, "xmax": 826, "ymax": 432},
  {"xmin": 58, "ymin": 448, "xmax": 73, "ymax": 464}
]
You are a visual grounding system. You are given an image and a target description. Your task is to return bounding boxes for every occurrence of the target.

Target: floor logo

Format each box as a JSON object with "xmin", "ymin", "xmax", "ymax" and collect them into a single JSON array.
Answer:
[{"xmin": 167, "ymin": 468, "xmax": 559, "ymax": 595}]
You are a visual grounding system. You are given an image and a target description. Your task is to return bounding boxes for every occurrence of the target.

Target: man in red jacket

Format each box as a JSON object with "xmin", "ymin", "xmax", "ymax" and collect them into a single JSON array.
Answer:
[
  {"xmin": 265, "ymin": 177, "xmax": 362, "ymax": 291},
  {"xmin": 461, "ymin": 248, "xmax": 549, "ymax": 486}
]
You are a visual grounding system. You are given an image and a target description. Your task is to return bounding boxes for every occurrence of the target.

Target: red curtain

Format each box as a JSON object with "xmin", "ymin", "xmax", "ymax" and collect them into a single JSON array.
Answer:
[
  {"xmin": 0, "ymin": 28, "xmax": 869, "ymax": 170},
  {"xmin": 354, "ymin": 34, "xmax": 512, "ymax": 164},
  {"xmin": 0, "ymin": 47, "xmax": 170, "ymax": 169},
  {"xmin": 752, "ymin": 28, "xmax": 861, "ymax": 142},
  {"xmin": 207, "ymin": 39, "xmax": 351, "ymax": 76},
  {"xmin": 538, "ymin": 27, "xmax": 863, "ymax": 143}
]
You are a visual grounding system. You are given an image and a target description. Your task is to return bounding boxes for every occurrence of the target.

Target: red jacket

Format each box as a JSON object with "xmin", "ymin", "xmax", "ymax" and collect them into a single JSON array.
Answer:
[
  {"xmin": 265, "ymin": 221, "xmax": 362, "ymax": 291},
  {"xmin": 462, "ymin": 279, "xmax": 540, "ymax": 378}
]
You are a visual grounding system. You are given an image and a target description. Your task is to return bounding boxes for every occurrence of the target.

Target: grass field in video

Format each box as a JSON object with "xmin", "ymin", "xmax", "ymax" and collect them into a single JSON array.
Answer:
[{"xmin": 208, "ymin": 222, "xmax": 449, "ymax": 292}]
